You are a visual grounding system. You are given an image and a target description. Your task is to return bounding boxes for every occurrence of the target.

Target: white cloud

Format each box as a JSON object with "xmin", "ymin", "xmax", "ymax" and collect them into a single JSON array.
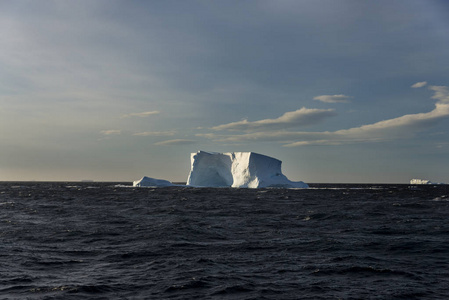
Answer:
[
  {"xmin": 411, "ymin": 81, "xmax": 427, "ymax": 88},
  {"xmin": 289, "ymin": 102, "xmax": 449, "ymax": 146},
  {"xmin": 154, "ymin": 139, "xmax": 196, "ymax": 146},
  {"xmin": 429, "ymin": 85, "xmax": 449, "ymax": 103},
  {"xmin": 286, "ymin": 101, "xmax": 449, "ymax": 146},
  {"xmin": 121, "ymin": 111, "xmax": 160, "ymax": 118},
  {"xmin": 313, "ymin": 94, "xmax": 351, "ymax": 103},
  {"xmin": 197, "ymin": 131, "xmax": 330, "ymax": 143},
  {"xmin": 284, "ymin": 139, "xmax": 345, "ymax": 146},
  {"xmin": 212, "ymin": 107, "xmax": 336, "ymax": 131},
  {"xmin": 133, "ymin": 130, "xmax": 176, "ymax": 136},
  {"xmin": 100, "ymin": 129, "xmax": 121, "ymax": 135},
  {"xmin": 201, "ymin": 85, "xmax": 449, "ymax": 147}
]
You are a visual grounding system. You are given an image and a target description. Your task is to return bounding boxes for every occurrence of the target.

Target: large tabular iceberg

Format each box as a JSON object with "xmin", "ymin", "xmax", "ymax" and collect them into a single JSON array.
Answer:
[{"xmin": 186, "ymin": 151, "xmax": 308, "ymax": 188}]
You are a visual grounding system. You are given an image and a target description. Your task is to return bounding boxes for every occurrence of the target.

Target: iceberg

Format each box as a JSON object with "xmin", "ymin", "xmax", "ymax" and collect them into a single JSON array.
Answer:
[
  {"xmin": 410, "ymin": 179, "xmax": 433, "ymax": 185},
  {"xmin": 133, "ymin": 151, "xmax": 308, "ymax": 188},
  {"xmin": 410, "ymin": 179, "xmax": 445, "ymax": 185},
  {"xmin": 133, "ymin": 176, "xmax": 175, "ymax": 187},
  {"xmin": 186, "ymin": 151, "xmax": 308, "ymax": 188}
]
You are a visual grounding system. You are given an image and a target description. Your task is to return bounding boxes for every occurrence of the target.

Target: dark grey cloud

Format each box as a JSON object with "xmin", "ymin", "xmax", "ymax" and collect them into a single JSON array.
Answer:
[{"xmin": 2, "ymin": 1, "xmax": 449, "ymax": 182}]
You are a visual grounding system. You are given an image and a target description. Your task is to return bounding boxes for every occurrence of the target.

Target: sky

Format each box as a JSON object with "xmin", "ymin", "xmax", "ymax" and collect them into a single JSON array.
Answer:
[{"xmin": 1, "ymin": 0, "xmax": 449, "ymax": 183}]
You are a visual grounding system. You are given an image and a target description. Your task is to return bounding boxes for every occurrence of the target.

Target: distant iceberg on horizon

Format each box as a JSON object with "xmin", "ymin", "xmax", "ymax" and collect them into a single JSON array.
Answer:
[
  {"xmin": 410, "ymin": 179, "xmax": 446, "ymax": 185},
  {"xmin": 133, "ymin": 151, "xmax": 308, "ymax": 188},
  {"xmin": 133, "ymin": 176, "xmax": 176, "ymax": 187}
]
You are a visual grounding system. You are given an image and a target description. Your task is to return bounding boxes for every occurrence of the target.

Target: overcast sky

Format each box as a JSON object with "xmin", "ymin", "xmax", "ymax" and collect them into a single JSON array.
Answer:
[{"xmin": 1, "ymin": 0, "xmax": 449, "ymax": 183}]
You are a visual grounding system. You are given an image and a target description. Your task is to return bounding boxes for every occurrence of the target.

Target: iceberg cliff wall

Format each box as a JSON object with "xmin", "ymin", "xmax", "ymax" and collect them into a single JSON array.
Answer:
[{"xmin": 186, "ymin": 151, "xmax": 308, "ymax": 188}]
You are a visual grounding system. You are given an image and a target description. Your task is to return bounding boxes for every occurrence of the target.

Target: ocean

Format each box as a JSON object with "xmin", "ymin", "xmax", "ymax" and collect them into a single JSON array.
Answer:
[{"xmin": 1, "ymin": 182, "xmax": 448, "ymax": 299}]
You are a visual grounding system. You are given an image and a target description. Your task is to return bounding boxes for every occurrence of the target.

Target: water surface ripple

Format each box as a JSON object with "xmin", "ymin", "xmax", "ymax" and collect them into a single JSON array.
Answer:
[{"xmin": 1, "ymin": 182, "xmax": 448, "ymax": 299}]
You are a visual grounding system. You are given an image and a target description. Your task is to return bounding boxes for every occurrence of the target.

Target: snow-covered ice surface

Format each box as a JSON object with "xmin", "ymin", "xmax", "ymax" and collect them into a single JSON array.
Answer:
[{"xmin": 186, "ymin": 151, "xmax": 308, "ymax": 188}]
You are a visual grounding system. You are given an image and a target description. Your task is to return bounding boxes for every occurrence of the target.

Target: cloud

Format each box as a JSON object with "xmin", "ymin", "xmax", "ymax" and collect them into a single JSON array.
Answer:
[
  {"xmin": 313, "ymin": 94, "xmax": 351, "ymax": 103},
  {"xmin": 211, "ymin": 107, "xmax": 336, "ymax": 131},
  {"xmin": 197, "ymin": 131, "xmax": 330, "ymax": 143},
  {"xmin": 100, "ymin": 129, "xmax": 121, "ymax": 135},
  {"xmin": 133, "ymin": 130, "xmax": 176, "ymax": 136},
  {"xmin": 154, "ymin": 139, "xmax": 196, "ymax": 146},
  {"xmin": 201, "ymin": 85, "xmax": 449, "ymax": 147},
  {"xmin": 121, "ymin": 111, "xmax": 160, "ymax": 118},
  {"xmin": 287, "ymin": 102, "xmax": 449, "ymax": 147},
  {"xmin": 429, "ymin": 85, "xmax": 449, "ymax": 103},
  {"xmin": 411, "ymin": 81, "xmax": 427, "ymax": 88}
]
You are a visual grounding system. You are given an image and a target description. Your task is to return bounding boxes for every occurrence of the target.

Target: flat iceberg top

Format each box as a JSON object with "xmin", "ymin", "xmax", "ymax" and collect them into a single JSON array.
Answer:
[{"xmin": 197, "ymin": 150, "xmax": 280, "ymax": 161}]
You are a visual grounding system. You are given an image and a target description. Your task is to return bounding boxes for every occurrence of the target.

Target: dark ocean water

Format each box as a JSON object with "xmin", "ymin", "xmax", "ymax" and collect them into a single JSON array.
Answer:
[{"xmin": 1, "ymin": 182, "xmax": 449, "ymax": 299}]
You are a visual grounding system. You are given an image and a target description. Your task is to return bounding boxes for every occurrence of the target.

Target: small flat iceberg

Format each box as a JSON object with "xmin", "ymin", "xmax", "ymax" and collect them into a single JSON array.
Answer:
[
  {"xmin": 133, "ymin": 176, "xmax": 175, "ymax": 187},
  {"xmin": 410, "ymin": 179, "xmax": 445, "ymax": 185}
]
